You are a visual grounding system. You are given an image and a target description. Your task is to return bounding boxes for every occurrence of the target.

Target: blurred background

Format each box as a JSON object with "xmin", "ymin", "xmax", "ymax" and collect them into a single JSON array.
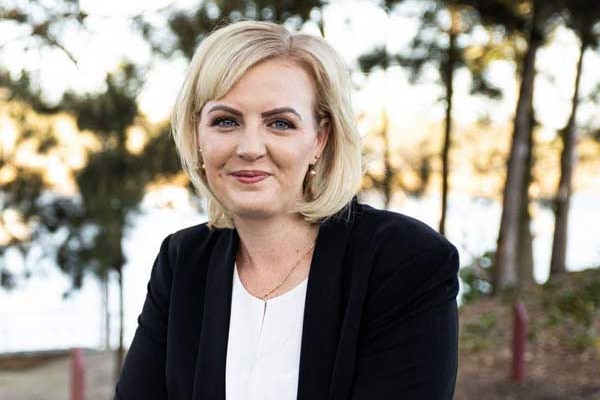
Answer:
[{"xmin": 0, "ymin": 0, "xmax": 599, "ymax": 399}]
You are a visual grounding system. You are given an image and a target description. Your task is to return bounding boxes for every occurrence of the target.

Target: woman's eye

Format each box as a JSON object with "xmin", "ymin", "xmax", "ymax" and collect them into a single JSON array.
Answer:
[
  {"xmin": 212, "ymin": 117, "xmax": 238, "ymax": 128},
  {"xmin": 270, "ymin": 120, "xmax": 294, "ymax": 130}
]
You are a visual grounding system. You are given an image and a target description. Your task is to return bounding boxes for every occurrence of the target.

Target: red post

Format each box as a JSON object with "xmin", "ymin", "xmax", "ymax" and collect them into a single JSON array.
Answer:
[
  {"xmin": 511, "ymin": 301, "xmax": 528, "ymax": 382},
  {"xmin": 70, "ymin": 348, "xmax": 85, "ymax": 400}
]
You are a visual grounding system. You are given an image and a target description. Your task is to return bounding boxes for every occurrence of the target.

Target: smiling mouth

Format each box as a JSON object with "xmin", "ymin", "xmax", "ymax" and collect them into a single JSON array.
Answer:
[{"xmin": 230, "ymin": 170, "xmax": 271, "ymax": 184}]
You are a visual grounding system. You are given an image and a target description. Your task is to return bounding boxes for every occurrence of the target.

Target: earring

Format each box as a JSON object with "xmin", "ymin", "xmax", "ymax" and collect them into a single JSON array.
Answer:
[
  {"xmin": 199, "ymin": 149, "xmax": 205, "ymax": 170},
  {"xmin": 309, "ymin": 155, "xmax": 319, "ymax": 176}
]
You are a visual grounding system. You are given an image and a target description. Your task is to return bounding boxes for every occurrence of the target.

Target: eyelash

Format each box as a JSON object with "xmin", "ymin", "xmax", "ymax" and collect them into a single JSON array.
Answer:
[{"xmin": 210, "ymin": 117, "xmax": 296, "ymax": 130}]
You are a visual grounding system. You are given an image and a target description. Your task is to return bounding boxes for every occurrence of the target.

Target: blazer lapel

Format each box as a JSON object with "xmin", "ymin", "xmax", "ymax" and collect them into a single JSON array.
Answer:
[
  {"xmin": 297, "ymin": 217, "xmax": 354, "ymax": 400},
  {"xmin": 192, "ymin": 228, "xmax": 237, "ymax": 400}
]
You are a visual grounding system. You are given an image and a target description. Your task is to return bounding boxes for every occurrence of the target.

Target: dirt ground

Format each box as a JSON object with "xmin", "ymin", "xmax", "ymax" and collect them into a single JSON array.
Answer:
[
  {"xmin": 454, "ymin": 283, "xmax": 600, "ymax": 400},
  {"xmin": 2, "ymin": 338, "xmax": 598, "ymax": 400},
  {"xmin": 0, "ymin": 349, "xmax": 115, "ymax": 400}
]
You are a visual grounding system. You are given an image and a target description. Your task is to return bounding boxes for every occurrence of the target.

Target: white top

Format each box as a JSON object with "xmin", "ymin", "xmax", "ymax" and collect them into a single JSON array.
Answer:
[{"xmin": 226, "ymin": 263, "xmax": 309, "ymax": 400}]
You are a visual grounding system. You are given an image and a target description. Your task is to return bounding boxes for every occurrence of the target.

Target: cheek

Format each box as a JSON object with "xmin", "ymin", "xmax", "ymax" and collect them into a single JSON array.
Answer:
[
  {"xmin": 202, "ymin": 140, "xmax": 233, "ymax": 167},
  {"xmin": 276, "ymin": 131, "xmax": 317, "ymax": 158},
  {"xmin": 272, "ymin": 144, "xmax": 313, "ymax": 178},
  {"xmin": 278, "ymin": 149, "xmax": 312, "ymax": 187},
  {"xmin": 201, "ymin": 151, "xmax": 228, "ymax": 189}
]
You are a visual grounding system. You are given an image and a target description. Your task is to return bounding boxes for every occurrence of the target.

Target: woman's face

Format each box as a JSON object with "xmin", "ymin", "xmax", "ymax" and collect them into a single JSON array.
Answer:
[{"xmin": 196, "ymin": 58, "xmax": 329, "ymax": 221}]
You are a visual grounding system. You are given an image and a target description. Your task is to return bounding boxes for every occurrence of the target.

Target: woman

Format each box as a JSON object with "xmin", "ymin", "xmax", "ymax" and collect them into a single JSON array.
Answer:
[{"xmin": 115, "ymin": 20, "xmax": 459, "ymax": 400}]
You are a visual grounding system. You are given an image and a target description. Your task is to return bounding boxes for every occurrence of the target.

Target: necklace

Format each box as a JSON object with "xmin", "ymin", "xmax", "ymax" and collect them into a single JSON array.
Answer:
[{"xmin": 258, "ymin": 241, "xmax": 315, "ymax": 301}]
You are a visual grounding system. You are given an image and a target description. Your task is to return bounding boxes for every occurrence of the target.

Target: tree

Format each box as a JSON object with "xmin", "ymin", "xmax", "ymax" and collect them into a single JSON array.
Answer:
[
  {"xmin": 549, "ymin": 0, "xmax": 600, "ymax": 276},
  {"xmin": 360, "ymin": 111, "xmax": 432, "ymax": 208},
  {"xmin": 54, "ymin": 62, "xmax": 181, "ymax": 378},
  {"xmin": 517, "ymin": 108, "xmax": 537, "ymax": 287},
  {"xmin": 135, "ymin": 0, "xmax": 325, "ymax": 61},
  {"xmin": 0, "ymin": 74, "xmax": 61, "ymax": 289},
  {"xmin": 0, "ymin": 0, "xmax": 87, "ymax": 65},
  {"xmin": 486, "ymin": 0, "xmax": 564, "ymax": 293},
  {"xmin": 2, "ymin": 60, "xmax": 179, "ymax": 375},
  {"xmin": 0, "ymin": 0, "xmax": 88, "ymax": 289},
  {"xmin": 359, "ymin": 0, "xmax": 503, "ymax": 233}
]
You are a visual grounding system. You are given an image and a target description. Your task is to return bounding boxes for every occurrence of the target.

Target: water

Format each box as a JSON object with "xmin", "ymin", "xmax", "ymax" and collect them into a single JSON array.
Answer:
[{"xmin": 1, "ymin": 189, "xmax": 598, "ymax": 353}]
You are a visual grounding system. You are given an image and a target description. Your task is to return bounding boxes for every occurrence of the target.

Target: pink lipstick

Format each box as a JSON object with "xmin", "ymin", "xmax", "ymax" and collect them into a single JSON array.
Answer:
[{"xmin": 231, "ymin": 170, "xmax": 270, "ymax": 184}]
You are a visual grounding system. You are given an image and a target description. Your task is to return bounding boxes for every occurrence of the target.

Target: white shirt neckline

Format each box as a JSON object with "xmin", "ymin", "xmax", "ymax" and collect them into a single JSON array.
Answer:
[{"xmin": 233, "ymin": 262, "xmax": 309, "ymax": 305}]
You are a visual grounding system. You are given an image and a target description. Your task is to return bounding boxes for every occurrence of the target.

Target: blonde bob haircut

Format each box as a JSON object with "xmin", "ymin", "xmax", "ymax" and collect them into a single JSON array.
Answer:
[{"xmin": 171, "ymin": 20, "xmax": 363, "ymax": 228}]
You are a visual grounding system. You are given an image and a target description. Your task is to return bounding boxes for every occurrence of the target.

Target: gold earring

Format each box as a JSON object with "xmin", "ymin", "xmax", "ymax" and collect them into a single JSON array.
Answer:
[
  {"xmin": 199, "ymin": 149, "xmax": 205, "ymax": 170},
  {"xmin": 309, "ymin": 155, "xmax": 319, "ymax": 176}
]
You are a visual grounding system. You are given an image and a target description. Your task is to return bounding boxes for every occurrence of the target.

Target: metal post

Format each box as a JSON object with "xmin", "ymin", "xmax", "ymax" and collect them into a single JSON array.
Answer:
[
  {"xmin": 511, "ymin": 301, "xmax": 528, "ymax": 381},
  {"xmin": 70, "ymin": 347, "xmax": 85, "ymax": 400}
]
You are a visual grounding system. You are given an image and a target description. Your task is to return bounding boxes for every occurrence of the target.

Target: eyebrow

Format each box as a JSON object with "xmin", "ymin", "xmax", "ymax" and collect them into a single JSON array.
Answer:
[{"xmin": 207, "ymin": 105, "xmax": 303, "ymax": 121}]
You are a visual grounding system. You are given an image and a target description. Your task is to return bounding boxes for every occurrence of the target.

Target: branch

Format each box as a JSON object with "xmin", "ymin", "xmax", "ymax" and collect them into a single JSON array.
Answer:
[{"xmin": 38, "ymin": 32, "xmax": 79, "ymax": 66}]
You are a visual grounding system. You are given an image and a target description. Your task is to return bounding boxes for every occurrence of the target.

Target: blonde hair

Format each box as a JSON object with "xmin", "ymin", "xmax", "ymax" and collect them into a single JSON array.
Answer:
[{"xmin": 171, "ymin": 20, "xmax": 362, "ymax": 228}]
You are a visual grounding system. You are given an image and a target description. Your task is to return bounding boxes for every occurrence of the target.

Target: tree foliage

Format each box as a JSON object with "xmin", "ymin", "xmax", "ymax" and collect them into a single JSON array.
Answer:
[
  {"xmin": 134, "ymin": 0, "xmax": 324, "ymax": 60},
  {"xmin": 0, "ymin": 0, "xmax": 87, "ymax": 65}
]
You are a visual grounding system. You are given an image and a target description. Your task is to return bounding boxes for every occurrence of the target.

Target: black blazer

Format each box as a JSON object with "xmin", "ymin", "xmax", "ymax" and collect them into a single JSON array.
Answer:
[{"xmin": 114, "ymin": 199, "xmax": 460, "ymax": 400}]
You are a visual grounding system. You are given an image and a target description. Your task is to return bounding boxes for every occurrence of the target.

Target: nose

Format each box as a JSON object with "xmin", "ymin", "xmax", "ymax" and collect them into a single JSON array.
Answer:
[{"xmin": 236, "ymin": 124, "xmax": 266, "ymax": 161}]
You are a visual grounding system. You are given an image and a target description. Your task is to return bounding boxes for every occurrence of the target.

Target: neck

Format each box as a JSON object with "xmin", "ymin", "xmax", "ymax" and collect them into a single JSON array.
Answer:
[{"xmin": 233, "ymin": 213, "xmax": 320, "ymax": 275}]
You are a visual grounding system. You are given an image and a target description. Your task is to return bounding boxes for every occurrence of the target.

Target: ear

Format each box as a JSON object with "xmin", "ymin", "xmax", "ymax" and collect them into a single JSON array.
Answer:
[{"xmin": 315, "ymin": 116, "xmax": 330, "ymax": 156}]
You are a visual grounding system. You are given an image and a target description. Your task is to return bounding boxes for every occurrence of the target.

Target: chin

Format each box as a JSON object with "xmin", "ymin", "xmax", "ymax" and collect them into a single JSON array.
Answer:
[
  {"xmin": 219, "ymin": 189, "xmax": 299, "ymax": 221},
  {"xmin": 229, "ymin": 204, "xmax": 279, "ymax": 220},
  {"xmin": 227, "ymin": 195, "xmax": 292, "ymax": 219},
  {"xmin": 226, "ymin": 196, "xmax": 281, "ymax": 219}
]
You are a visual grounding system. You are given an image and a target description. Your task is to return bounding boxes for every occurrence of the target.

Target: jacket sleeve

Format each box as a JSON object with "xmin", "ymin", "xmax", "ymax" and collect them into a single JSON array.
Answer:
[
  {"xmin": 114, "ymin": 234, "xmax": 174, "ymax": 400},
  {"xmin": 350, "ymin": 243, "xmax": 460, "ymax": 400}
]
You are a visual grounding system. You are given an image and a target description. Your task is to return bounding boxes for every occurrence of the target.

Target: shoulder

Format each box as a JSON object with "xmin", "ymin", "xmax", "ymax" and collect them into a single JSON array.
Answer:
[
  {"xmin": 349, "ymin": 201, "xmax": 459, "ymax": 302},
  {"xmin": 351, "ymin": 201, "xmax": 455, "ymax": 254},
  {"xmin": 158, "ymin": 222, "xmax": 229, "ymax": 265}
]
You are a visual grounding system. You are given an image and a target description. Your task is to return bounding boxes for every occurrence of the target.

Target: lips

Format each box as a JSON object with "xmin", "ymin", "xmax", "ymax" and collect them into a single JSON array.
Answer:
[{"xmin": 230, "ymin": 170, "xmax": 271, "ymax": 184}]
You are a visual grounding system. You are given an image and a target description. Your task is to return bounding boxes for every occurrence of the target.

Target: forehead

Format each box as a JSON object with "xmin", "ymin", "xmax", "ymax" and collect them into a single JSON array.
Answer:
[{"xmin": 204, "ymin": 59, "xmax": 316, "ymax": 113}]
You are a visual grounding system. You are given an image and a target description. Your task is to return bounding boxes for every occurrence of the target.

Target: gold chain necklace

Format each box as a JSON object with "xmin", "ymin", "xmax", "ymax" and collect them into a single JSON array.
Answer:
[{"xmin": 259, "ymin": 242, "xmax": 315, "ymax": 301}]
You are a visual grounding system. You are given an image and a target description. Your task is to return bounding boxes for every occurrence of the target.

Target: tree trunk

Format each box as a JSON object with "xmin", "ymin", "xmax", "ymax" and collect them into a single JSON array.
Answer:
[
  {"xmin": 493, "ymin": 8, "xmax": 541, "ymax": 294},
  {"xmin": 517, "ymin": 111, "xmax": 535, "ymax": 288},
  {"xmin": 103, "ymin": 270, "xmax": 111, "ymax": 350},
  {"xmin": 517, "ymin": 189, "xmax": 534, "ymax": 287},
  {"xmin": 114, "ymin": 267, "xmax": 125, "ymax": 382},
  {"xmin": 382, "ymin": 113, "xmax": 393, "ymax": 209},
  {"xmin": 549, "ymin": 36, "xmax": 587, "ymax": 277},
  {"xmin": 439, "ymin": 7, "xmax": 460, "ymax": 236}
]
